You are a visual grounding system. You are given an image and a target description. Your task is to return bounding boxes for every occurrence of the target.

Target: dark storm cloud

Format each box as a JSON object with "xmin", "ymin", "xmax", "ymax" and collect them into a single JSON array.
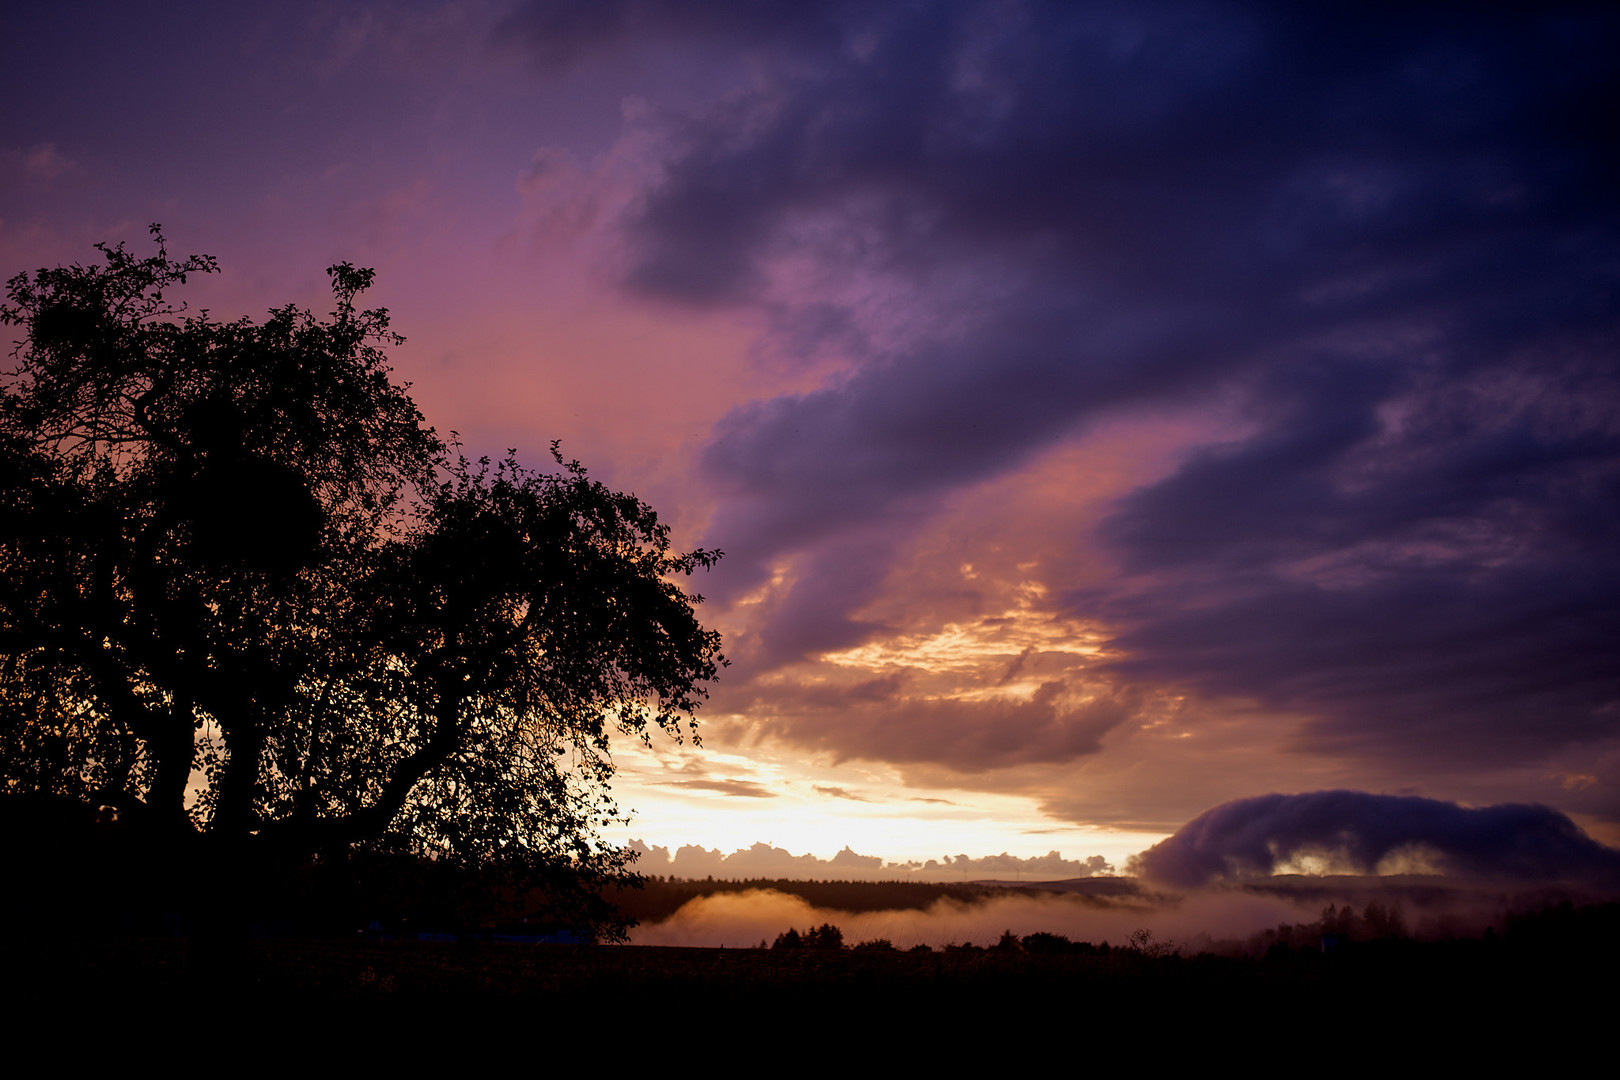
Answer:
[
  {"xmin": 740, "ymin": 677, "xmax": 1135, "ymax": 772},
  {"xmin": 515, "ymin": 3, "xmax": 1620, "ymax": 773},
  {"xmin": 700, "ymin": 301, "xmax": 1224, "ymax": 603},
  {"xmin": 1133, "ymin": 791, "xmax": 1620, "ymax": 888},
  {"xmin": 731, "ymin": 527, "xmax": 903, "ymax": 667},
  {"xmin": 497, "ymin": 0, "xmax": 849, "ymax": 71},
  {"xmin": 1089, "ymin": 352, "xmax": 1620, "ymax": 763}
]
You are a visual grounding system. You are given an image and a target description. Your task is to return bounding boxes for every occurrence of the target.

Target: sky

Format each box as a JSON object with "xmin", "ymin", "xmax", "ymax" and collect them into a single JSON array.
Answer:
[{"xmin": 4, "ymin": 0, "xmax": 1617, "ymax": 876}]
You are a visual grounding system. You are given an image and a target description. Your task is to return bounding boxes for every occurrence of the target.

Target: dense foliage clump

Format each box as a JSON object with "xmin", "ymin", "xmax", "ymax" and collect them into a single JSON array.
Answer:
[{"xmin": 0, "ymin": 230, "xmax": 723, "ymax": 937}]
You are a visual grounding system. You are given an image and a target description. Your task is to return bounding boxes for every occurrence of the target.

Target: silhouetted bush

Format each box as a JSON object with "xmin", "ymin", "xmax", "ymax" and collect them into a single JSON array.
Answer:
[{"xmin": 1021, "ymin": 932, "xmax": 1074, "ymax": 955}]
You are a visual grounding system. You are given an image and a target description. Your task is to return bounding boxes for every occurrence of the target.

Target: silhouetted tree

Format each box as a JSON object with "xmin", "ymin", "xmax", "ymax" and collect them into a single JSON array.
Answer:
[
  {"xmin": 803, "ymin": 922, "xmax": 844, "ymax": 949},
  {"xmin": 1361, "ymin": 901, "xmax": 1406, "ymax": 939},
  {"xmin": 773, "ymin": 923, "xmax": 844, "ymax": 950},
  {"xmin": 0, "ymin": 229, "xmax": 723, "ymax": 935}
]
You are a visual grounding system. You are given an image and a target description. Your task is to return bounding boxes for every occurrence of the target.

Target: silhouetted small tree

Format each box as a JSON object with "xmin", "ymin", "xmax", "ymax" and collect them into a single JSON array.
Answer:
[
  {"xmin": 1126, "ymin": 928, "xmax": 1175, "ymax": 957},
  {"xmin": 1021, "ymin": 931, "xmax": 1074, "ymax": 955}
]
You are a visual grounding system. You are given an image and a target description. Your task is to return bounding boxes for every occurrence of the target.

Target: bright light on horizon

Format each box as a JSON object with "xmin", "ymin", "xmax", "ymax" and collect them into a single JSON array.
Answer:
[{"xmin": 600, "ymin": 737, "xmax": 1164, "ymax": 873}]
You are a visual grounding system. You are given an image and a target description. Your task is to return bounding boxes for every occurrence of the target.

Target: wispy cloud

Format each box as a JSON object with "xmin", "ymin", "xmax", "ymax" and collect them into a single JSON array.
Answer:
[
  {"xmin": 662, "ymin": 778, "xmax": 778, "ymax": 798},
  {"xmin": 813, "ymin": 785, "xmax": 871, "ymax": 802}
]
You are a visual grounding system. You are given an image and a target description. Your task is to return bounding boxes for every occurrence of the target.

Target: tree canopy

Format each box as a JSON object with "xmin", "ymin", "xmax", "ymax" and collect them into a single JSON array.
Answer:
[{"xmin": 0, "ymin": 228, "xmax": 723, "ymax": 932}]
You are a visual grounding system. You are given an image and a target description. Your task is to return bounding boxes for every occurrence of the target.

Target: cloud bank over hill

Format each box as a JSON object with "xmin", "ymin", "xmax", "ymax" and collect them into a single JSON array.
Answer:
[{"xmin": 1132, "ymin": 791, "xmax": 1620, "ymax": 888}]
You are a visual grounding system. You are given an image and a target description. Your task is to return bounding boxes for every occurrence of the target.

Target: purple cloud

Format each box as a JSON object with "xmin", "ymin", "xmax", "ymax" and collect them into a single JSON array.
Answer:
[
  {"xmin": 530, "ymin": 0, "xmax": 1620, "ymax": 792},
  {"xmin": 1133, "ymin": 790, "xmax": 1620, "ymax": 888}
]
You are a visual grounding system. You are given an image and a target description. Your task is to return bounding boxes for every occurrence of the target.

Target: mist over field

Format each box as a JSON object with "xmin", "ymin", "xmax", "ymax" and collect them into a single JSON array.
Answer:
[
  {"xmin": 629, "ymin": 792, "xmax": 1620, "ymax": 949},
  {"xmin": 627, "ymin": 874, "xmax": 1597, "ymax": 952},
  {"xmin": 629, "ymin": 886, "xmax": 1272, "ymax": 949}
]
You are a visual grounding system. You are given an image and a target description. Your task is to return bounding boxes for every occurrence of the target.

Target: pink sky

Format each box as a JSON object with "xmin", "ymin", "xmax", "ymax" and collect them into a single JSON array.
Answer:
[{"xmin": 5, "ymin": 1, "xmax": 1618, "ymax": 874}]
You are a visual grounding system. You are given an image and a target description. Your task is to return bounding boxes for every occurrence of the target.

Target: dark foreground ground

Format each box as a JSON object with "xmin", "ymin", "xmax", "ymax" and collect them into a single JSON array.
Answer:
[{"xmin": 10, "ymin": 903, "xmax": 1613, "ymax": 1045}]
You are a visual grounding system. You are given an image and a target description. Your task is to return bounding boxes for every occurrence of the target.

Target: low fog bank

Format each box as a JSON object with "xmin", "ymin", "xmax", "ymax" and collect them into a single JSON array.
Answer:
[
  {"xmin": 628, "ymin": 875, "xmax": 1615, "ymax": 952},
  {"xmin": 627, "ymin": 886, "xmax": 1201, "ymax": 950},
  {"xmin": 627, "ymin": 840, "xmax": 1113, "ymax": 883}
]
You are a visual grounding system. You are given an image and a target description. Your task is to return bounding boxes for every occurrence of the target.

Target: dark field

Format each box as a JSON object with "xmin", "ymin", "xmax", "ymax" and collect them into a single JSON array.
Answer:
[
  {"xmin": 8, "ymin": 908, "xmax": 1610, "ymax": 1068},
  {"xmin": 12, "ymin": 901, "xmax": 1613, "ymax": 1018},
  {"xmin": 7, "ymin": 819, "xmax": 1614, "ymax": 1051}
]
